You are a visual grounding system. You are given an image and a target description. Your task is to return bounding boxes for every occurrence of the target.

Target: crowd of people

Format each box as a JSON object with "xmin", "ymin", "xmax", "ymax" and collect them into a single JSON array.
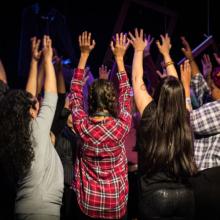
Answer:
[{"xmin": 1, "ymin": 26, "xmax": 220, "ymax": 220}]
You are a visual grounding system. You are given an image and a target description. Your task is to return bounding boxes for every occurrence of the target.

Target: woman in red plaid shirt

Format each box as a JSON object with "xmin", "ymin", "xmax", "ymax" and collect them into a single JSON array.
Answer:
[{"xmin": 69, "ymin": 31, "xmax": 132, "ymax": 219}]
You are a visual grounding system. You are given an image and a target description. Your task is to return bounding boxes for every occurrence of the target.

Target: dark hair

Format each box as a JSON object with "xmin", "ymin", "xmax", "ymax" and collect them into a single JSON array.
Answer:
[
  {"xmin": 0, "ymin": 90, "xmax": 36, "ymax": 178},
  {"xmin": 139, "ymin": 76, "xmax": 197, "ymax": 178},
  {"xmin": 0, "ymin": 80, "xmax": 9, "ymax": 101},
  {"xmin": 88, "ymin": 79, "xmax": 117, "ymax": 117}
]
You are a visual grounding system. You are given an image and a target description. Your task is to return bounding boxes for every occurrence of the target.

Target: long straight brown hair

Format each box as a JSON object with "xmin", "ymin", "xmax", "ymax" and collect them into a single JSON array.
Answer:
[{"xmin": 138, "ymin": 76, "xmax": 197, "ymax": 178}]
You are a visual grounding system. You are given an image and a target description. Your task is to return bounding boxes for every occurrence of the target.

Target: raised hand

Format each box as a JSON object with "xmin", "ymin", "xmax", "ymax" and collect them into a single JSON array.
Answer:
[
  {"xmin": 180, "ymin": 60, "xmax": 192, "ymax": 92},
  {"xmin": 156, "ymin": 33, "xmax": 171, "ymax": 56},
  {"xmin": 79, "ymin": 31, "xmax": 96, "ymax": 55},
  {"xmin": 99, "ymin": 65, "xmax": 111, "ymax": 80},
  {"xmin": 180, "ymin": 36, "xmax": 193, "ymax": 59},
  {"xmin": 180, "ymin": 60, "xmax": 192, "ymax": 110},
  {"xmin": 156, "ymin": 69, "xmax": 167, "ymax": 79},
  {"xmin": 213, "ymin": 53, "xmax": 220, "ymax": 65},
  {"xmin": 129, "ymin": 28, "xmax": 147, "ymax": 52},
  {"xmin": 110, "ymin": 33, "xmax": 130, "ymax": 59},
  {"xmin": 31, "ymin": 37, "xmax": 42, "ymax": 61},
  {"xmin": 42, "ymin": 35, "xmax": 53, "ymax": 61},
  {"xmin": 144, "ymin": 34, "xmax": 154, "ymax": 56},
  {"xmin": 201, "ymin": 54, "xmax": 212, "ymax": 79}
]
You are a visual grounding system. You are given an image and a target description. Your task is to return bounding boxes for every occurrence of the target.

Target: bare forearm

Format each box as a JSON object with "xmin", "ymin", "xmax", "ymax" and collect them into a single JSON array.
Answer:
[
  {"xmin": 132, "ymin": 51, "xmax": 144, "ymax": 82},
  {"xmin": 78, "ymin": 54, "xmax": 89, "ymax": 69},
  {"xmin": 44, "ymin": 60, "xmax": 57, "ymax": 93},
  {"xmin": 115, "ymin": 57, "xmax": 125, "ymax": 72},
  {"xmin": 37, "ymin": 62, "xmax": 45, "ymax": 95},
  {"xmin": 163, "ymin": 54, "xmax": 178, "ymax": 78},
  {"xmin": 26, "ymin": 59, "xmax": 38, "ymax": 96},
  {"xmin": 190, "ymin": 59, "xmax": 200, "ymax": 76}
]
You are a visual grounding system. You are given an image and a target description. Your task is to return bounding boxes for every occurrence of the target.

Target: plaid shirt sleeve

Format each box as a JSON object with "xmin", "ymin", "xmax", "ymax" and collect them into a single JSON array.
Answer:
[
  {"xmin": 69, "ymin": 68, "xmax": 88, "ymax": 136},
  {"xmin": 116, "ymin": 71, "xmax": 132, "ymax": 138},
  {"xmin": 190, "ymin": 100, "xmax": 220, "ymax": 136},
  {"xmin": 191, "ymin": 73, "xmax": 211, "ymax": 106}
]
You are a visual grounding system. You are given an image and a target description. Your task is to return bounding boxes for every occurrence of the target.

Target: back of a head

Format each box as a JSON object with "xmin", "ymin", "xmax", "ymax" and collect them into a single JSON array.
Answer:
[
  {"xmin": 88, "ymin": 79, "xmax": 117, "ymax": 117},
  {"xmin": 155, "ymin": 76, "xmax": 186, "ymax": 126},
  {"xmin": 140, "ymin": 76, "xmax": 197, "ymax": 178},
  {"xmin": 0, "ymin": 90, "xmax": 36, "ymax": 178}
]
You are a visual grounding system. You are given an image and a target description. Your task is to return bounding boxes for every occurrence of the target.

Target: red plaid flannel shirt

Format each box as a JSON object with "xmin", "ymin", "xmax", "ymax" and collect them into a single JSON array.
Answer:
[{"xmin": 69, "ymin": 68, "xmax": 132, "ymax": 219}]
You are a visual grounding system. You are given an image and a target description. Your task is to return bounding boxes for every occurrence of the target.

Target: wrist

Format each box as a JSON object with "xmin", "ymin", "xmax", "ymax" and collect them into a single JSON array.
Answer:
[
  {"xmin": 184, "ymin": 86, "xmax": 191, "ymax": 97},
  {"xmin": 163, "ymin": 53, "xmax": 171, "ymax": 60},
  {"xmin": 80, "ymin": 53, "xmax": 90, "ymax": 59},
  {"xmin": 115, "ymin": 56, "xmax": 124, "ymax": 62},
  {"xmin": 43, "ymin": 58, "xmax": 52, "ymax": 64},
  {"xmin": 164, "ymin": 61, "xmax": 174, "ymax": 68},
  {"xmin": 31, "ymin": 57, "xmax": 39, "ymax": 63}
]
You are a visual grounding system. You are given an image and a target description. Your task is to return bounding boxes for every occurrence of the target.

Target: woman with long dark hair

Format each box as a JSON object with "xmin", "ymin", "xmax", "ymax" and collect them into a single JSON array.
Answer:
[
  {"xmin": 69, "ymin": 31, "xmax": 131, "ymax": 219},
  {"xmin": 0, "ymin": 36, "xmax": 63, "ymax": 220},
  {"xmin": 129, "ymin": 29, "xmax": 197, "ymax": 220}
]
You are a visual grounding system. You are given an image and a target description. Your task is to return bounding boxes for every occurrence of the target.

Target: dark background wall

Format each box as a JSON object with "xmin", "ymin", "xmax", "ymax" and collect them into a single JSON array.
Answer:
[{"xmin": 0, "ymin": 0, "xmax": 219, "ymax": 88}]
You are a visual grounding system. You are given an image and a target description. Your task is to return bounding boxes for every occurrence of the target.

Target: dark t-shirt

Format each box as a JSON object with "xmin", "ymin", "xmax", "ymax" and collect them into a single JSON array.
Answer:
[{"xmin": 137, "ymin": 101, "xmax": 156, "ymax": 176}]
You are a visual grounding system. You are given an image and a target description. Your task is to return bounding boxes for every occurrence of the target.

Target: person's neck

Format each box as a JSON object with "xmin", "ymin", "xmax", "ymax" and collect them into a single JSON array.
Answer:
[{"xmin": 91, "ymin": 109, "xmax": 110, "ymax": 119}]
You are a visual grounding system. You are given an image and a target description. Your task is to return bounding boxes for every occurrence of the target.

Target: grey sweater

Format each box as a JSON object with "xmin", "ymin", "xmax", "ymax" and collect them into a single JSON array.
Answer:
[{"xmin": 15, "ymin": 92, "xmax": 64, "ymax": 216}]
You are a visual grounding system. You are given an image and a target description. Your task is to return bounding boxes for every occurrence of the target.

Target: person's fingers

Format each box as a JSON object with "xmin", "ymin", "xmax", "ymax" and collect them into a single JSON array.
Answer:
[
  {"xmin": 128, "ymin": 32, "xmax": 135, "ymax": 41},
  {"xmin": 120, "ymin": 33, "xmax": 123, "ymax": 45},
  {"xmin": 43, "ymin": 35, "xmax": 46, "ymax": 48},
  {"xmin": 110, "ymin": 41, "xmax": 115, "ymax": 51},
  {"xmin": 156, "ymin": 70, "xmax": 163, "ymax": 78},
  {"xmin": 123, "ymin": 33, "xmax": 126, "ymax": 45},
  {"xmin": 88, "ymin": 32, "xmax": 91, "ymax": 45},
  {"xmin": 156, "ymin": 40, "xmax": 161, "ymax": 49},
  {"xmin": 116, "ymin": 33, "xmax": 119, "ymax": 46},
  {"xmin": 180, "ymin": 64, "xmax": 184, "ymax": 75},
  {"xmin": 82, "ymin": 31, "xmax": 85, "ymax": 45},
  {"xmin": 140, "ymin": 29, "xmax": 144, "ymax": 39},
  {"xmin": 91, "ymin": 40, "xmax": 96, "ymax": 49},
  {"xmin": 135, "ymin": 28, "xmax": 139, "ymax": 38},
  {"xmin": 79, "ymin": 35, "xmax": 82, "ymax": 47}
]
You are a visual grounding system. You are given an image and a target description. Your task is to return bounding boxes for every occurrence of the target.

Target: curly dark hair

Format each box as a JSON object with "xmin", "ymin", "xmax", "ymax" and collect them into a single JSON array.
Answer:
[
  {"xmin": 88, "ymin": 79, "xmax": 117, "ymax": 117},
  {"xmin": 0, "ymin": 90, "xmax": 36, "ymax": 178}
]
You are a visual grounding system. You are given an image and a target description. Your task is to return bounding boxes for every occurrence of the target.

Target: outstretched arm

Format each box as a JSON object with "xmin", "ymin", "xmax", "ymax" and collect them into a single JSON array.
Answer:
[
  {"xmin": 180, "ymin": 60, "xmax": 192, "ymax": 111},
  {"xmin": 35, "ymin": 36, "xmax": 58, "ymax": 132},
  {"xmin": 26, "ymin": 37, "xmax": 41, "ymax": 97},
  {"xmin": 129, "ymin": 28, "xmax": 152, "ymax": 115},
  {"xmin": 181, "ymin": 36, "xmax": 200, "ymax": 77},
  {"xmin": 43, "ymin": 36, "xmax": 57, "ymax": 94},
  {"xmin": 69, "ymin": 32, "xmax": 95, "ymax": 137},
  {"xmin": 156, "ymin": 33, "xmax": 178, "ymax": 78},
  {"xmin": 181, "ymin": 37, "xmax": 210, "ymax": 106},
  {"xmin": 110, "ymin": 32, "xmax": 131, "ymax": 127}
]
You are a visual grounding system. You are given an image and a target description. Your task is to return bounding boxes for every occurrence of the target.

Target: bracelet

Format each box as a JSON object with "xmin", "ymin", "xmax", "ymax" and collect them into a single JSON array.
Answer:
[
  {"xmin": 186, "ymin": 97, "xmax": 192, "ymax": 108},
  {"xmin": 164, "ymin": 61, "xmax": 174, "ymax": 68},
  {"xmin": 186, "ymin": 97, "xmax": 191, "ymax": 104}
]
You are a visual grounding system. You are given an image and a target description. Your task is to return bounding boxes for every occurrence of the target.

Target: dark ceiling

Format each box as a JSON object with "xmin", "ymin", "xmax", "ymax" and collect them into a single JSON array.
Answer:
[{"xmin": 0, "ymin": 0, "xmax": 219, "ymax": 88}]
